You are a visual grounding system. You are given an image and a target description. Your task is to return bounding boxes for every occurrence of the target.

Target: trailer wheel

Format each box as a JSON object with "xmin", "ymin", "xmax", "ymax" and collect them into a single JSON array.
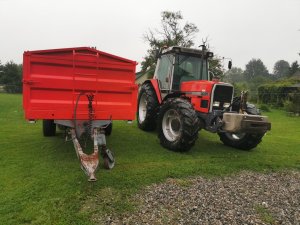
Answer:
[
  {"xmin": 158, "ymin": 98, "xmax": 200, "ymax": 152},
  {"xmin": 104, "ymin": 123, "xmax": 113, "ymax": 136},
  {"xmin": 43, "ymin": 119, "xmax": 56, "ymax": 137},
  {"xmin": 137, "ymin": 83, "xmax": 159, "ymax": 131}
]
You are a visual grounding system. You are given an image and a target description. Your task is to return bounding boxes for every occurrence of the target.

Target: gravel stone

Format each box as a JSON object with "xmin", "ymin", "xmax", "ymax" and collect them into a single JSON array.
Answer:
[{"xmin": 102, "ymin": 170, "xmax": 300, "ymax": 225}]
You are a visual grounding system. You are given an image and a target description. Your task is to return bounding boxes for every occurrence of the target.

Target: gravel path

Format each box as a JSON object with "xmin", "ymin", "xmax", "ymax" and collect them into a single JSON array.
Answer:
[{"xmin": 104, "ymin": 170, "xmax": 300, "ymax": 225}]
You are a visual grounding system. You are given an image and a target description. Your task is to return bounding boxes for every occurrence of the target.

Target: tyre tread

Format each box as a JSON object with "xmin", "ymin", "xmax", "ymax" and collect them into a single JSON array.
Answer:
[
  {"xmin": 158, "ymin": 98, "xmax": 200, "ymax": 152},
  {"xmin": 43, "ymin": 119, "xmax": 56, "ymax": 137},
  {"xmin": 137, "ymin": 83, "xmax": 159, "ymax": 131}
]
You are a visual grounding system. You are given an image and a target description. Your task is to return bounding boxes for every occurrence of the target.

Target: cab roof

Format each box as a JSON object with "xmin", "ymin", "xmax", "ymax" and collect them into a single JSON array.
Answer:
[{"xmin": 161, "ymin": 46, "xmax": 213, "ymax": 58}]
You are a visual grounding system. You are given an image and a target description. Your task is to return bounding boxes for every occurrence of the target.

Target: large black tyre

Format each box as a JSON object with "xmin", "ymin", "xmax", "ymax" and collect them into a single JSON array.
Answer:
[
  {"xmin": 43, "ymin": 119, "xmax": 56, "ymax": 137},
  {"xmin": 158, "ymin": 98, "xmax": 200, "ymax": 152},
  {"xmin": 104, "ymin": 123, "xmax": 113, "ymax": 136},
  {"xmin": 231, "ymin": 96, "xmax": 261, "ymax": 115},
  {"xmin": 218, "ymin": 105, "xmax": 264, "ymax": 150},
  {"xmin": 137, "ymin": 82, "xmax": 159, "ymax": 131},
  {"xmin": 218, "ymin": 132, "xmax": 264, "ymax": 150}
]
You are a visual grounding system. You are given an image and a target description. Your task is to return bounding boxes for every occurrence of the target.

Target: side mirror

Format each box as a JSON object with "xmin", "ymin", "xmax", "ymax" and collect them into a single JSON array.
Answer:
[{"xmin": 228, "ymin": 61, "xmax": 232, "ymax": 69}]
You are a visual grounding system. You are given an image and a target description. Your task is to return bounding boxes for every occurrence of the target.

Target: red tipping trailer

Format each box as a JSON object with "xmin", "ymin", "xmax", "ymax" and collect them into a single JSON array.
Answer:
[
  {"xmin": 23, "ymin": 47, "xmax": 137, "ymax": 121},
  {"xmin": 23, "ymin": 47, "xmax": 137, "ymax": 181}
]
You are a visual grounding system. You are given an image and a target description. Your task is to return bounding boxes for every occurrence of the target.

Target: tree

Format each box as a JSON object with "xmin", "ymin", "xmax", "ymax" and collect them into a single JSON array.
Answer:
[
  {"xmin": 0, "ymin": 61, "xmax": 3, "ymax": 82},
  {"xmin": 289, "ymin": 61, "xmax": 299, "ymax": 76},
  {"xmin": 244, "ymin": 59, "xmax": 269, "ymax": 81},
  {"xmin": 209, "ymin": 56, "xmax": 224, "ymax": 78},
  {"xmin": 141, "ymin": 11, "xmax": 199, "ymax": 73},
  {"xmin": 223, "ymin": 67, "xmax": 244, "ymax": 83},
  {"xmin": 273, "ymin": 60, "xmax": 290, "ymax": 79},
  {"xmin": 0, "ymin": 61, "xmax": 23, "ymax": 93}
]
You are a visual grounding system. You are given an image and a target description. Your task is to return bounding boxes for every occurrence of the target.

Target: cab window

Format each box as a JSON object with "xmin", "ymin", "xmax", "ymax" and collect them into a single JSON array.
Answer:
[
  {"xmin": 155, "ymin": 55, "xmax": 173, "ymax": 90},
  {"xmin": 172, "ymin": 55, "xmax": 208, "ymax": 90}
]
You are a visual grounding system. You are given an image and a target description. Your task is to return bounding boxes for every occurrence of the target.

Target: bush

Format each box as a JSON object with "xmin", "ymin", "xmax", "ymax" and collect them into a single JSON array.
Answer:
[
  {"xmin": 284, "ymin": 100, "xmax": 294, "ymax": 112},
  {"xmin": 233, "ymin": 82, "xmax": 248, "ymax": 97},
  {"xmin": 258, "ymin": 77, "xmax": 300, "ymax": 107},
  {"xmin": 284, "ymin": 92, "xmax": 300, "ymax": 113},
  {"xmin": 0, "ymin": 61, "xmax": 23, "ymax": 93},
  {"xmin": 259, "ymin": 104, "xmax": 270, "ymax": 112}
]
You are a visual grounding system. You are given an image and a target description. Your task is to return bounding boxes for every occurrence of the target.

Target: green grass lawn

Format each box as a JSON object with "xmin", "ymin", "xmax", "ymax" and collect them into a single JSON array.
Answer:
[{"xmin": 0, "ymin": 93, "xmax": 299, "ymax": 225}]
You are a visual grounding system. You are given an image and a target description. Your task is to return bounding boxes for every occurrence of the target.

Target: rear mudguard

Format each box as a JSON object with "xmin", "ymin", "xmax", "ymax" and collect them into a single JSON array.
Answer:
[{"xmin": 149, "ymin": 79, "xmax": 162, "ymax": 103}]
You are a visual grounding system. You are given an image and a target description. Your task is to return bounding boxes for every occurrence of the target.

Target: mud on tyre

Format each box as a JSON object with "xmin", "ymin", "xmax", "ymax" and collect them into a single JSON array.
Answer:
[{"xmin": 158, "ymin": 98, "xmax": 200, "ymax": 152}]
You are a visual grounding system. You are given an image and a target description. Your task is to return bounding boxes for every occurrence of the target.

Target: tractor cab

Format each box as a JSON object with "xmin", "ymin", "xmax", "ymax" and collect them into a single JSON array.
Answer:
[{"xmin": 153, "ymin": 46, "xmax": 214, "ymax": 92}]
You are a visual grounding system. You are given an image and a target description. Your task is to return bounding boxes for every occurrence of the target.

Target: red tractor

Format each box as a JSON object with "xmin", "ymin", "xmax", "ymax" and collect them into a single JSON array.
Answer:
[{"xmin": 137, "ymin": 46, "xmax": 271, "ymax": 151}]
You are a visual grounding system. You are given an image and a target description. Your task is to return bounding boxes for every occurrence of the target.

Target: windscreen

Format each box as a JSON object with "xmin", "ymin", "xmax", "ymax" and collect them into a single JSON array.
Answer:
[{"xmin": 172, "ymin": 54, "xmax": 208, "ymax": 90}]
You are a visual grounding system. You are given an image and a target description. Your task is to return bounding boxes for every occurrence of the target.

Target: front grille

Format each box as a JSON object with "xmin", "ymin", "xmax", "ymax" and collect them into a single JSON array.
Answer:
[
  {"xmin": 201, "ymin": 100, "xmax": 208, "ymax": 108},
  {"xmin": 211, "ymin": 84, "xmax": 233, "ymax": 110}
]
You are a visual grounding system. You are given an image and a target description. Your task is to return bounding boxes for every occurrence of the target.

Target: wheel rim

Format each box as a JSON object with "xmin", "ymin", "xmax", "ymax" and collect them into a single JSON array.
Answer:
[
  {"xmin": 162, "ymin": 109, "xmax": 181, "ymax": 142},
  {"xmin": 138, "ymin": 93, "xmax": 147, "ymax": 123},
  {"xmin": 225, "ymin": 132, "xmax": 246, "ymax": 141}
]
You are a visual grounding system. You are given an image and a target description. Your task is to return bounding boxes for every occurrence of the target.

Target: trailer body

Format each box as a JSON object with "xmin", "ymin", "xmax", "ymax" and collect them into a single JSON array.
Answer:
[
  {"xmin": 22, "ymin": 47, "xmax": 137, "ymax": 181},
  {"xmin": 23, "ymin": 47, "xmax": 137, "ymax": 121}
]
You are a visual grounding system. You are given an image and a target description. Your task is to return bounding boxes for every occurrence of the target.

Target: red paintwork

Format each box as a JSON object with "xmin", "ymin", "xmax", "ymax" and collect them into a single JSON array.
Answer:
[
  {"xmin": 150, "ymin": 79, "xmax": 162, "ymax": 103},
  {"xmin": 23, "ymin": 47, "xmax": 137, "ymax": 120},
  {"xmin": 181, "ymin": 80, "xmax": 219, "ymax": 113}
]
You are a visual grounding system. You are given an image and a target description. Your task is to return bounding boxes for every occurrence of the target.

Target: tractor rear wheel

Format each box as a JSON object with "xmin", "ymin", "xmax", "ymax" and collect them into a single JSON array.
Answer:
[
  {"xmin": 43, "ymin": 119, "xmax": 56, "ymax": 137},
  {"xmin": 158, "ymin": 98, "xmax": 200, "ymax": 152},
  {"xmin": 137, "ymin": 83, "xmax": 159, "ymax": 131}
]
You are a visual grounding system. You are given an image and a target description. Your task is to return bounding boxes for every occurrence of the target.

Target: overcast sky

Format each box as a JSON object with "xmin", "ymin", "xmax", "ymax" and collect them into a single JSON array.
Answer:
[{"xmin": 0, "ymin": 0, "xmax": 299, "ymax": 72}]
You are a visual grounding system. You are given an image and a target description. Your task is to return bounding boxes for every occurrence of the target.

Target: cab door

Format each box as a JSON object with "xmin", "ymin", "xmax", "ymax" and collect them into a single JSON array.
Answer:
[{"xmin": 154, "ymin": 55, "xmax": 174, "ymax": 93}]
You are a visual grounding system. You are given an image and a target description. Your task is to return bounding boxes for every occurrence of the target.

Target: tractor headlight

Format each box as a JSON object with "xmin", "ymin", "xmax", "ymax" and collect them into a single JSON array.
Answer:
[
  {"xmin": 223, "ymin": 103, "xmax": 231, "ymax": 108},
  {"xmin": 213, "ymin": 101, "xmax": 220, "ymax": 107}
]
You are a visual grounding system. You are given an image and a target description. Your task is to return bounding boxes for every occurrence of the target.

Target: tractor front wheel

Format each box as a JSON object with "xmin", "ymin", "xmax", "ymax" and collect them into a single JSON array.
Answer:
[
  {"xmin": 137, "ymin": 83, "xmax": 159, "ymax": 131},
  {"xmin": 218, "ymin": 105, "xmax": 264, "ymax": 150},
  {"xmin": 158, "ymin": 98, "xmax": 200, "ymax": 152},
  {"xmin": 218, "ymin": 132, "xmax": 264, "ymax": 150}
]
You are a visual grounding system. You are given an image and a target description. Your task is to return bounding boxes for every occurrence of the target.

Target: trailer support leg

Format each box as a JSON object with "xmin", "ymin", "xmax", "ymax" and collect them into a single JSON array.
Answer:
[
  {"xmin": 70, "ymin": 129, "xmax": 99, "ymax": 181},
  {"xmin": 96, "ymin": 131, "xmax": 115, "ymax": 170}
]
